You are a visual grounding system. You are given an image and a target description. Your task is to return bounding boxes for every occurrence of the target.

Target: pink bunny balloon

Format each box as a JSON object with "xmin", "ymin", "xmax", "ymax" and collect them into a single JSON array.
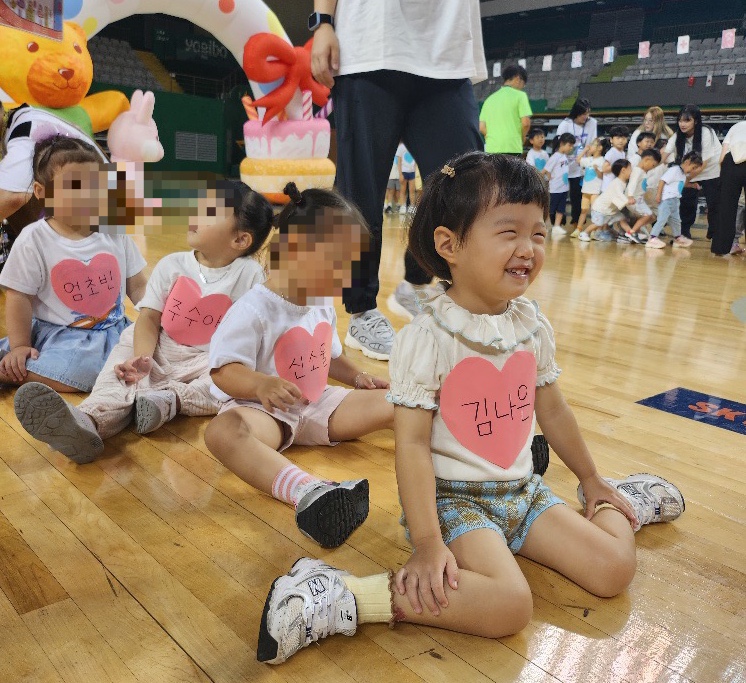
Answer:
[{"xmin": 107, "ymin": 90, "xmax": 164, "ymax": 163}]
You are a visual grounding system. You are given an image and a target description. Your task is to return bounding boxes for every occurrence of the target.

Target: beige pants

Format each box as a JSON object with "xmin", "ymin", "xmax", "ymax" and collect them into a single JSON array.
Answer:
[{"xmin": 79, "ymin": 325, "xmax": 220, "ymax": 439}]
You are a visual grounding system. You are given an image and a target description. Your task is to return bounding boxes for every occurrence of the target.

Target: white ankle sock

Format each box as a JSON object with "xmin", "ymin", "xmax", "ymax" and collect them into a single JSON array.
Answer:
[
  {"xmin": 342, "ymin": 573, "xmax": 394, "ymax": 624},
  {"xmin": 271, "ymin": 465, "xmax": 319, "ymax": 507}
]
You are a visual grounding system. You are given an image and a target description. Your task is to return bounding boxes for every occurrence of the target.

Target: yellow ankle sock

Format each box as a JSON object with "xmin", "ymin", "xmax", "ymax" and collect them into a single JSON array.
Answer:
[{"xmin": 342, "ymin": 572, "xmax": 393, "ymax": 624}]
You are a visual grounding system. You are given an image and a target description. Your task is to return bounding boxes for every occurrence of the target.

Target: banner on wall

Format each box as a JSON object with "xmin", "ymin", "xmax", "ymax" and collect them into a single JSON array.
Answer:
[
  {"xmin": 571, "ymin": 51, "xmax": 582, "ymax": 68},
  {"xmin": 603, "ymin": 46, "xmax": 615, "ymax": 64},
  {"xmin": 722, "ymin": 28, "xmax": 736, "ymax": 49},
  {"xmin": 492, "ymin": 61, "xmax": 501, "ymax": 78},
  {"xmin": 638, "ymin": 41, "xmax": 650, "ymax": 58},
  {"xmin": 677, "ymin": 35, "xmax": 690, "ymax": 55},
  {"xmin": 0, "ymin": 0, "xmax": 63, "ymax": 39},
  {"xmin": 727, "ymin": 73, "xmax": 736, "ymax": 85},
  {"xmin": 517, "ymin": 58, "xmax": 526, "ymax": 69},
  {"xmin": 542, "ymin": 55, "xmax": 552, "ymax": 71}
]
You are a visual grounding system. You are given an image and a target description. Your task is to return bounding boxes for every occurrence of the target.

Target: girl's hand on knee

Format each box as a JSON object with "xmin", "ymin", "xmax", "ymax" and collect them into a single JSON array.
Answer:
[
  {"xmin": 115, "ymin": 356, "xmax": 153, "ymax": 384},
  {"xmin": 0, "ymin": 346, "xmax": 38, "ymax": 382},
  {"xmin": 395, "ymin": 537, "xmax": 459, "ymax": 616},
  {"xmin": 353, "ymin": 371, "xmax": 390, "ymax": 390},
  {"xmin": 256, "ymin": 376, "xmax": 305, "ymax": 412},
  {"xmin": 579, "ymin": 473, "xmax": 638, "ymax": 528}
]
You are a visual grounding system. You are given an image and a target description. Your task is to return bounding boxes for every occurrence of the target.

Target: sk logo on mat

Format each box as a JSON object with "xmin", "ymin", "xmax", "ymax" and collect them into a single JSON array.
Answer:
[{"xmin": 637, "ymin": 388, "xmax": 746, "ymax": 435}]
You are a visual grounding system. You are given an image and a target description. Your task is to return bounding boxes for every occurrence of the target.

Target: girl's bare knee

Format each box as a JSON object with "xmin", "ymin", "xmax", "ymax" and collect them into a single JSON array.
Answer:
[
  {"xmin": 205, "ymin": 410, "xmax": 248, "ymax": 454},
  {"xmin": 587, "ymin": 547, "xmax": 637, "ymax": 598},
  {"xmin": 480, "ymin": 581, "xmax": 533, "ymax": 638}
]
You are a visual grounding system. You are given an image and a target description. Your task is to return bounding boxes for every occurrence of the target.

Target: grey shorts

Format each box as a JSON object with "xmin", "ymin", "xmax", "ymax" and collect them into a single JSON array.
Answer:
[
  {"xmin": 218, "ymin": 385, "xmax": 351, "ymax": 451},
  {"xmin": 387, "ymin": 179, "xmax": 400, "ymax": 190}
]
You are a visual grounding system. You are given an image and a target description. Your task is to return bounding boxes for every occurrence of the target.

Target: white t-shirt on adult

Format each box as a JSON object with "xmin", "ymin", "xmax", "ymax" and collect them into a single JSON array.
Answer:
[
  {"xmin": 660, "ymin": 165, "xmax": 687, "ymax": 201},
  {"xmin": 209, "ymin": 284, "xmax": 344, "ymax": 403},
  {"xmin": 334, "ymin": 0, "xmax": 487, "ymax": 83},
  {"xmin": 555, "ymin": 117, "xmax": 598, "ymax": 177},
  {"xmin": 664, "ymin": 128, "xmax": 722, "ymax": 181},
  {"xmin": 545, "ymin": 152, "xmax": 569, "ymax": 193},
  {"xmin": 137, "ymin": 251, "xmax": 266, "ymax": 351},
  {"xmin": 0, "ymin": 106, "xmax": 106, "ymax": 193},
  {"xmin": 526, "ymin": 148, "xmax": 549, "ymax": 171},
  {"xmin": 0, "ymin": 219, "xmax": 145, "ymax": 328},
  {"xmin": 592, "ymin": 178, "xmax": 628, "ymax": 216},
  {"xmin": 602, "ymin": 148, "xmax": 627, "ymax": 191},
  {"xmin": 396, "ymin": 143, "xmax": 416, "ymax": 173},
  {"xmin": 580, "ymin": 156, "xmax": 604, "ymax": 195},
  {"xmin": 723, "ymin": 121, "xmax": 746, "ymax": 146}
]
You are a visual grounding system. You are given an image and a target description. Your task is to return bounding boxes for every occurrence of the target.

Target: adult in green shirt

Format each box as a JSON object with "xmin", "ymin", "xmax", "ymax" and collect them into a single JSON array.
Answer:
[{"xmin": 479, "ymin": 65, "xmax": 532, "ymax": 155}]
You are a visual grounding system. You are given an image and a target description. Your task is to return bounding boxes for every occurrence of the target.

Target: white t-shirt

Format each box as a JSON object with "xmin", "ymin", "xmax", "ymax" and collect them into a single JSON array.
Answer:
[
  {"xmin": 0, "ymin": 105, "xmax": 106, "ymax": 193},
  {"xmin": 555, "ymin": 117, "xmax": 598, "ymax": 177},
  {"xmin": 0, "ymin": 219, "xmax": 145, "ymax": 328},
  {"xmin": 628, "ymin": 152, "xmax": 641, "ymax": 168},
  {"xmin": 137, "ymin": 251, "xmax": 265, "ymax": 351},
  {"xmin": 396, "ymin": 143, "xmax": 416, "ymax": 173},
  {"xmin": 660, "ymin": 165, "xmax": 687, "ymax": 201},
  {"xmin": 209, "ymin": 284, "xmax": 344, "ymax": 403},
  {"xmin": 664, "ymin": 128, "xmax": 722, "ymax": 181},
  {"xmin": 627, "ymin": 166, "xmax": 648, "ymax": 201},
  {"xmin": 592, "ymin": 178, "xmax": 628, "ymax": 216},
  {"xmin": 386, "ymin": 293, "xmax": 560, "ymax": 482},
  {"xmin": 723, "ymin": 121, "xmax": 746, "ymax": 146},
  {"xmin": 580, "ymin": 156, "xmax": 604, "ymax": 196},
  {"xmin": 644, "ymin": 163, "xmax": 667, "ymax": 209},
  {"xmin": 334, "ymin": 0, "xmax": 487, "ymax": 83},
  {"xmin": 526, "ymin": 148, "xmax": 549, "ymax": 172},
  {"xmin": 602, "ymin": 148, "xmax": 627, "ymax": 191},
  {"xmin": 545, "ymin": 152, "xmax": 569, "ymax": 193}
]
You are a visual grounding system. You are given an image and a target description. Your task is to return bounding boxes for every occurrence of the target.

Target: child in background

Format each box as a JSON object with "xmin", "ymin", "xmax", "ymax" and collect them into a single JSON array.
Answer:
[
  {"xmin": 543, "ymin": 132, "xmax": 575, "ymax": 234},
  {"xmin": 13, "ymin": 181, "xmax": 274, "ymax": 464},
  {"xmin": 384, "ymin": 155, "xmax": 400, "ymax": 214},
  {"xmin": 643, "ymin": 139, "xmax": 669, "ymax": 217},
  {"xmin": 397, "ymin": 142, "xmax": 417, "ymax": 216},
  {"xmin": 624, "ymin": 149, "xmax": 661, "ymax": 243},
  {"xmin": 573, "ymin": 137, "xmax": 608, "ymax": 235},
  {"xmin": 578, "ymin": 159, "xmax": 635, "ymax": 242},
  {"xmin": 601, "ymin": 126, "xmax": 629, "ymax": 191},
  {"xmin": 255, "ymin": 153, "xmax": 684, "ymax": 666},
  {"xmin": 628, "ymin": 131, "xmax": 656, "ymax": 167},
  {"xmin": 526, "ymin": 128, "xmax": 549, "ymax": 171},
  {"xmin": 205, "ymin": 183, "xmax": 393, "ymax": 549},
  {"xmin": 646, "ymin": 151, "xmax": 704, "ymax": 249},
  {"xmin": 0, "ymin": 136, "xmax": 147, "ymax": 392}
]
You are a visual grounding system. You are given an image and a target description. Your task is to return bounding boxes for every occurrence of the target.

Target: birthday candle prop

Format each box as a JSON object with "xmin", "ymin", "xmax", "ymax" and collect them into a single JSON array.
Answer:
[
  {"xmin": 314, "ymin": 98, "xmax": 334, "ymax": 119},
  {"xmin": 241, "ymin": 95, "xmax": 259, "ymax": 121},
  {"xmin": 302, "ymin": 90, "xmax": 313, "ymax": 121}
]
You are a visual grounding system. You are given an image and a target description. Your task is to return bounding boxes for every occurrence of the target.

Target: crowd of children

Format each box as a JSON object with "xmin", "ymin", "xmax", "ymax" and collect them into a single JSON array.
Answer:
[
  {"xmin": 0, "ymin": 135, "xmax": 686, "ymax": 667},
  {"xmin": 526, "ymin": 112, "xmax": 723, "ymax": 251}
]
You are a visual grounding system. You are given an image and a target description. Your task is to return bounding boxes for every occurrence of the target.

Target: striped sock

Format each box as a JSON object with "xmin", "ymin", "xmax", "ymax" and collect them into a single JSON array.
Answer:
[{"xmin": 271, "ymin": 465, "xmax": 319, "ymax": 507}]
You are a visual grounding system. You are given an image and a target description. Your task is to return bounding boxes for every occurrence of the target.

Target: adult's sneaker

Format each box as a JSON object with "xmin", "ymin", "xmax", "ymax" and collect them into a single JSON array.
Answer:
[
  {"xmin": 14, "ymin": 382, "xmax": 103, "ymax": 464},
  {"xmin": 295, "ymin": 479, "xmax": 369, "ymax": 548},
  {"xmin": 672, "ymin": 235, "xmax": 693, "ymax": 248},
  {"xmin": 386, "ymin": 281, "xmax": 443, "ymax": 321},
  {"xmin": 645, "ymin": 236, "xmax": 666, "ymax": 249},
  {"xmin": 345, "ymin": 309, "xmax": 395, "ymax": 361},
  {"xmin": 257, "ymin": 557, "xmax": 357, "ymax": 665},
  {"xmin": 577, "ymin": 473, "xmax": 684, "ymax": 531},
  {"xmin": 552, "ymin": 225, "xmax": 567, "ymax": 236}
]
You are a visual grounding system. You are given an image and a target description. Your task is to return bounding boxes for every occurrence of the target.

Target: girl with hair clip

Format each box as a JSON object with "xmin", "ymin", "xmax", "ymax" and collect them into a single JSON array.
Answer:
[
  {"xmin": 204, "ymin": 182, "xmax": 393, "ymax": 550},
  {"xmin": 628, "ymin": 106, "xmax": 674, "ymax": 160},
  {"xmin": 664, "ymin": 104, "xmax": 722, "ymax": 239},
  {"xmin": 0, "ymin": 135, "xmax": 147, "ymax": 393},
  {"xmin": 13, "ymin": 180, "xmax": 274, "ymax": 464},
  {"xmin": 254, "ymin": 153, "xmax": 685, "ymax": 666}
]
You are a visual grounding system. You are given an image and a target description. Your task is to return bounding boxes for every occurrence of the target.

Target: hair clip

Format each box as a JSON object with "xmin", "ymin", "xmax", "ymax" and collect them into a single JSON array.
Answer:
[
  {"xmin": 441, "ymin": 164, "xmax": 456, "ymax": 178},
  {"xmin": 283, "ymin": 181, "xmax": 304, "ymax": 206}
]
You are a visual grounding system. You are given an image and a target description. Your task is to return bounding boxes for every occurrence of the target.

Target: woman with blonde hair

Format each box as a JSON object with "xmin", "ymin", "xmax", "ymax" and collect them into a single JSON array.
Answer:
[{"xmin": 628, "ymin": 106, "xmax": 674, "ymax": 160}]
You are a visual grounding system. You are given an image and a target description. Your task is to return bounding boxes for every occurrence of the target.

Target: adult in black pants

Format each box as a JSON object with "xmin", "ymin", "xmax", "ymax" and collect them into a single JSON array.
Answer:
[
  {"xmin": 664, "ymin": 105, "xmax": 722, "ymax": 240},
  {"xmin": 712, "ymin": 120, "xmax": 746, "ymax": 255},
  {"xmin": 555, "ymin": 98, "xmax": 598, "ymax": 228},
  {"xmin": 310, "ymin": 0, "xmax": 485, "ymax": 361}
]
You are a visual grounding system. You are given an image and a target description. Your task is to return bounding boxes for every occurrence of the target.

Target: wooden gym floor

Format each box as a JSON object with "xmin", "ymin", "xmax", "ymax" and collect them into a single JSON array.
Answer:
[{"xmin": 0, "ymin": 214, "xmax": 744, "ymax": 683}]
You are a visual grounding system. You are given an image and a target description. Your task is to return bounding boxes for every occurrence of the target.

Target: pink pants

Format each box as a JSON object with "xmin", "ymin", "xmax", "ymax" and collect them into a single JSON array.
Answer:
[{"xmin": 79, "ymin": 326, "xmax": 220, "ymax": 439}]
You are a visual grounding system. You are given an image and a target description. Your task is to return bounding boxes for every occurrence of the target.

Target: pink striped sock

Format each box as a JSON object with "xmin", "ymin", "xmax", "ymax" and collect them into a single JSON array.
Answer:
[{"xmin": 271, "ymin": 465, "xmax": 319, "ymax": 507}]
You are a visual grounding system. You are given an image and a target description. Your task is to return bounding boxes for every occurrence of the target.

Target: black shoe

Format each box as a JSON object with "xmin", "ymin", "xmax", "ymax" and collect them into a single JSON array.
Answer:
[{"xmin": 531, "ymin": 435, "xmax": 550, "ymax": 476}]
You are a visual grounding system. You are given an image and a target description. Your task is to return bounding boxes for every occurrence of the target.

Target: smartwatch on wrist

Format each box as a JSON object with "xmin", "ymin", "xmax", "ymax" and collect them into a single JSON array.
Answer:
[{"xmin": 308, "ymin": 12, "xmax": 334, "ymax": 31}]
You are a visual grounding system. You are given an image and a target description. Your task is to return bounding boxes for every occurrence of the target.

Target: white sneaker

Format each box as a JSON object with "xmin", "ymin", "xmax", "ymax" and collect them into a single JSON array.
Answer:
[
  {"xmin": 345, "ymin": 309, "xmax": 395, "ymax": 361},
  {"xmin": 14, "ymin": 382, "xmax": 103, "ymax": 464},
  {"xmin": 386, "ymin": 281, "xmax": 443, "ymax": 321},
  {"xmin": 577, "ymin": 473, "xmax": 685, "ymax": 531},
  {"xmin": 257, "ymin": 557, "xmax": 357, "ymax": 665},
  {"xmin": 135, "ymin": 389, "xmax": 177, "ymax": 434},
  {"xmin": 295, "ymin": 479, "xmax": 369, "ymax": 548},
  {"xmin": 578, "ymin": 232, "xmax": 591, "ymax": 242},
  {"xmin": 552, "ymin": 225, "xmax": 568, "ymax": 235},
  {"xmin": 398, "ymin": 204, "xmax": 407, "ymax": 215}
]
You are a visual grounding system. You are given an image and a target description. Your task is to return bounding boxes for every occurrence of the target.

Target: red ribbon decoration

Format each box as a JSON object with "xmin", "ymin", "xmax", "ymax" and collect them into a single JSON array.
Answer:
[{"xmin": 243, "ymin": 34, "xmax": 330, "ymax": 125}]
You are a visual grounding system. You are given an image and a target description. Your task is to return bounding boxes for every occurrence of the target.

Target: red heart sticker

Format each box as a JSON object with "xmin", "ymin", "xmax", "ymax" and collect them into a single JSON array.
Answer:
[
  {"xmin": 274, "ymin": 322, "xmax": 333, "ymax": 402},
  {"xmin": 51, "ymin": 252, "xmax": 121, "ymax": 318},
  {"xmin": 161, "ymin": 276, "xmax": 233, "ymax": 346},
  {"xmin": 440, "ymin": 352, "xmax": 537, "ymax": 469}
]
